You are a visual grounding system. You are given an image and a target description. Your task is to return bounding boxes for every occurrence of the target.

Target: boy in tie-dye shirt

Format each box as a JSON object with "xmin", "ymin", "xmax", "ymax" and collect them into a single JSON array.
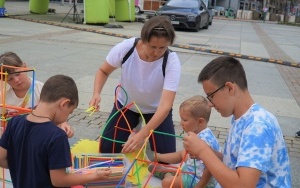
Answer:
[
  {"xmin": 147, "ymin": 95, "xmax": 220, "ymax": 188},
  {"xmin": 183, "ymin": 56, "xmax": 291, "ymax": 187}
]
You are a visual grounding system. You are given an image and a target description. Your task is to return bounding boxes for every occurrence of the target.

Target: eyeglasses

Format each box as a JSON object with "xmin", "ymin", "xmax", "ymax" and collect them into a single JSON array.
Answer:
[{"xmin": 206, "ymin": 84, "xmax": 225, "ymax": 103}]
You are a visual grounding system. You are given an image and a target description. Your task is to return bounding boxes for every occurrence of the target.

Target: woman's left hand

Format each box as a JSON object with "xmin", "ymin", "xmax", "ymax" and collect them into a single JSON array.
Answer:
[{"xmin": 121, "ymin": 132, "xmax": 145, "ymax": 153}]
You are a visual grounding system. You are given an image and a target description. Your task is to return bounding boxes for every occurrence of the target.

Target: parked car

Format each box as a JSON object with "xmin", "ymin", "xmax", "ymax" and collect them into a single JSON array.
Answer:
[
  {"xmin": 156, "ymin": 0, "xmax": 210, "ymax": 31},
  {"xmin": 208, "ymin": 8, "xmax": 214, "ymax": 25}
]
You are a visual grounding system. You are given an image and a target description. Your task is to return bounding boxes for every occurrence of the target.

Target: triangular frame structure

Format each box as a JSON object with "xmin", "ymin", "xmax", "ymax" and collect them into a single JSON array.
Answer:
[
  {"xmin": 99, "ymin": 85, "xmax": 198, "ymax": 188},
  {"xmin": 0, "ymin": 64, "xmax": 36, "ymax": 188}
]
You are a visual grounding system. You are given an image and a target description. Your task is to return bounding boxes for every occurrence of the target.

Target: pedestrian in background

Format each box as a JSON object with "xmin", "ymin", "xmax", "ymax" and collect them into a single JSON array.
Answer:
[{"xmin": 263, "ymin": 6, "xmax": 268, "ymax": 22}]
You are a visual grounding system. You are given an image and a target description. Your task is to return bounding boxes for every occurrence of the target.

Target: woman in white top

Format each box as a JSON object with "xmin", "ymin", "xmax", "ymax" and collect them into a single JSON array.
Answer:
[
  {"xmin": 0, "ymin": 52, "xmax": 73, "ymax": 137},
  {"xmin": 89, "ymin": 16, "xmax": 181, "ymax": 154}
]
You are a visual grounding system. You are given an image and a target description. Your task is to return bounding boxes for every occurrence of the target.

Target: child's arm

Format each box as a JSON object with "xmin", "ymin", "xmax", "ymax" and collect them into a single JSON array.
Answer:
[
  {"xmin": 194, "ymin": 168, "xmax": 212, "ymax": 188},
  {"xmin": 184, "ymin": 132, "xmax": 261, "ymax": 187},
  {"xmin": 50, "ymin": 168, "xmax": 112, "ymax": 187},
  {"xmin": 156, "ymin": 150, "xmax": 185, "ymax": 164},
  {"xmin": 0, "ymin": 147, "xmax": 8, "ymax": 168}
]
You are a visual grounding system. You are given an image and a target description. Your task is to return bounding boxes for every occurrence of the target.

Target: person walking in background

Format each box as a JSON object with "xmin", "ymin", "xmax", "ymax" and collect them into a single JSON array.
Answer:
[
  {"xmin": 263, "ymin": 6, "xmax": 268, "ymax": 22},
  {"xmin": 89, "ymin": 16, "xmax": 181, "ymax": 154},
  {"xmin": 184, "ymin": 56, "xmax": 291, "ymax": 187},
  {"xmin": 0, "ymin": 52, "xmax": 74, "ymax": 137},
  {"xmin": 147, "ymin": 95, "xmax": 220, "ymax": 188},
  {"xmin": 0, "ymin": 75, "xmax": 112, "ymax": 187}
]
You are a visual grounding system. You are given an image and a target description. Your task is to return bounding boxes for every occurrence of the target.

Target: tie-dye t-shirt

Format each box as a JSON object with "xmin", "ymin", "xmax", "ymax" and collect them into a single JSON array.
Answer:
[
  {"xmin": 216, "ymin": 103, "xmax": 291, "ymax": 188},
  {"xmin": 184, "ymin": 128, "xmax": 220, "ymax": 187}
]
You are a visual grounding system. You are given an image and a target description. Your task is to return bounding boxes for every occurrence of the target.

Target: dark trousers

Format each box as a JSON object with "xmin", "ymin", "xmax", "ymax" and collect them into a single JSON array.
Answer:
[{"xmin": 99, "ymin": 101, "xmax": 176, "ymax": 154}]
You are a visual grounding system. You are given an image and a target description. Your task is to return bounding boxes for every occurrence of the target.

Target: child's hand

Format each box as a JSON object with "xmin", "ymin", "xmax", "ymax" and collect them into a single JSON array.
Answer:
[
  {"xmin": 184, "ymin": 132, "xmax": 205, "ymax": 158},
  {"xmin": 95, "ymin": 168, "xmax": 112, "ymax": 179},
  {"xmin": 58, "ymin": 122, "xmax": 74, "ymax": 138}
]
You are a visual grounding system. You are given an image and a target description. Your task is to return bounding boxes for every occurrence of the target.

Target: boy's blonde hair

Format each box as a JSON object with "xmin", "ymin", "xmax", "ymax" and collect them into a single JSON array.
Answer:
[{"xmin": 180, "ymin": 95, "xmax": 211, "ymax": 122}]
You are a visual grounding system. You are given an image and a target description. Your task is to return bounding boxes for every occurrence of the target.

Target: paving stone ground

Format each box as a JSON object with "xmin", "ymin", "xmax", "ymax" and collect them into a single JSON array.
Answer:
[
  {"xmin": 68, "ymin": 108, "xmax": 300, "ymax": 158},
  {"xmin": 2, "ymin": 1, "xmax": 300, "ymax": 187}
]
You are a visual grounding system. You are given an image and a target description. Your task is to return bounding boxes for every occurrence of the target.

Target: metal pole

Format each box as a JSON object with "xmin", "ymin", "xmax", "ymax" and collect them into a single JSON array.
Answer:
[{"xmin": 284, "ymin": 0, "xmax": 287, "ymax": 23}]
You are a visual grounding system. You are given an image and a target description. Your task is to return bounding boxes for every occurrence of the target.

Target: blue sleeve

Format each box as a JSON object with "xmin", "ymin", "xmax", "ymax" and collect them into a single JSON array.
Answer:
[{"xmin": 48, "ymin": 134, "xmax": 72, "ymax": 170}]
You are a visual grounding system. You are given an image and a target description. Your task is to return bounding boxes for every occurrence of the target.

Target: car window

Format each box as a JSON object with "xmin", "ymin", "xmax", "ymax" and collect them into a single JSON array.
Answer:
[{"xmin": 167, "ymin": 0, "xmax": 200, "ymax": 8}]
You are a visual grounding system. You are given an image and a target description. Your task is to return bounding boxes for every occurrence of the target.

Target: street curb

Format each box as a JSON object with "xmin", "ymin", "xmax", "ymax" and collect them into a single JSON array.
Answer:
[
  {"xmin": 8, "ymin": 15, "xmax": 300, "ymax": 69},
  {"xmin": 171, "ymin": 44, "xmax": 300, "ymax": 68}
]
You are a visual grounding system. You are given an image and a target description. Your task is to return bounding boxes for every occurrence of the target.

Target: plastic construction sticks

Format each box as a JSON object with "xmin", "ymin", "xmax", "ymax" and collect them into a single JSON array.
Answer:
[
  {"xmin": 71, "ymin": 154, "xmax": 127, "ymax": 187},
  {"xmin": 73, "ymin": 159, "xmax": 114, "ymax": 173},
  {"xmin": 0, "ymin": 64, "xmax": 36, "ymax": 121},
  {"xmin": 147, "ymin": 133, "xmax": 197, "ymax": 188},
  {"xmin": 128, "ymin": 130, "xmax": 153, "ymax": 186},
  {"xmin": 99, "ymin": 84, "xmax": 147, "ymax": 153},
  {"xmin": 99, "ymin": 101, "xmax": 135, "ymax": 152},
  {"xmin": 85, "ymin": 106, "xmax": 96, "ymax": 116},
  {"xmin": 0, "ymin": 64, "xmax": 36, "ymax": 188},
  {"xmin": 97, "ymin": 84, "xmax": 198, "ymax": 187}
]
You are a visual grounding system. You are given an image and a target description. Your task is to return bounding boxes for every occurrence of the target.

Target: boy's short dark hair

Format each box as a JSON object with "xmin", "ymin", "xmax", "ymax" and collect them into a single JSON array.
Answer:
[
  {"xmin": 180, "ymin": 95, "xmax": 211, "ymax": 122},
  {"xmin": 198, "ymin": 56, "xmax": 248, "ymax": 90},
  {"xmin": 40, "ymin": 75, "xmax": 79, "ymax": 107}
]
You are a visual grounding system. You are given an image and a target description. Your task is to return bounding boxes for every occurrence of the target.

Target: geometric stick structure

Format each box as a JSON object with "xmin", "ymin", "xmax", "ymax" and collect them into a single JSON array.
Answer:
[
  {"xmin": 0, "ymin": 64, "xmax": 36, "ymax": 188},
  {"xmin": 97, "ymin": 84, "xmax": 198, "ymax": 188}
]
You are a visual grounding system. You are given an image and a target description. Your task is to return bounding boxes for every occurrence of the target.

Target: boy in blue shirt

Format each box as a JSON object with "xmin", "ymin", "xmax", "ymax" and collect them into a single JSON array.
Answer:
[
  {"xmin": 184, "ymin": 56, "xmax": 291, "ymax": 187},
  {"xmin": 0, "ymin": 75, "xmax": 111, "ymax": 188}
]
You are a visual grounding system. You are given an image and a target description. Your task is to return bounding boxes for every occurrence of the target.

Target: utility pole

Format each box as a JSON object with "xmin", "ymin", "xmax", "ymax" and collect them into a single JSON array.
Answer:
[
  {"xmin": 228, "ymin": 0, "xmax": 231, "ymax": 9},
  {"xmin": 284, "ymin": 0, "xmax": 287, "ymax": 23}
]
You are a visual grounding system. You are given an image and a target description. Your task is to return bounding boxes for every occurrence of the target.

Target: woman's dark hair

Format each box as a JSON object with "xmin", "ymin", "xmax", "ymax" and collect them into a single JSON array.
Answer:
[{"xmin": 140, "ymin": 16, "xmax": 176, "ymax": 45}]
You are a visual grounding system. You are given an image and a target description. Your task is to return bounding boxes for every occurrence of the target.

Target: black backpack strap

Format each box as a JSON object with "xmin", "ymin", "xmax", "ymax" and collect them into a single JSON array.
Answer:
[
  {"xmin": 162, "ymin": 49, "xmax": 171, "ymax": 77},
  {"xmin": 122, "ymin": 37, "xmax": 170, "ymax": 78},
  {"xmin": 122, "ymin": 38, "xmax": 140, "ymax": 65}
]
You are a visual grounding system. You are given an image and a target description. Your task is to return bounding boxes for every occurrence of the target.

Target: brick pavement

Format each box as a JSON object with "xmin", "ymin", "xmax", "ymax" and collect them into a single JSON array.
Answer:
[
  {"xmin": 68, "ymin": 108, "xmax": 300, "ymax": 158},
  {"xmin": 2, "ymin": 2, "xmax": 300, "ymax": 186},
  {"xmin": 252, "ymin": 22, "xmax": 300, "ymax": 107}
]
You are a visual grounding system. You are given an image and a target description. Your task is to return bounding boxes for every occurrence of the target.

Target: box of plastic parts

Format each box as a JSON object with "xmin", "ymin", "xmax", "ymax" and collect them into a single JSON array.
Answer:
[{"xmin": 70, "ymin": 153, "xmax": 128, "ymax": 188}]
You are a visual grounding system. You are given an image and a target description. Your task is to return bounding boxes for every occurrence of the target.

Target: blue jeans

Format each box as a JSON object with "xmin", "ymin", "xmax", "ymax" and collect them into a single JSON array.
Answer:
[{"xmin": 99, "ymin": 100, "xmax": 176, "ymax": 154}]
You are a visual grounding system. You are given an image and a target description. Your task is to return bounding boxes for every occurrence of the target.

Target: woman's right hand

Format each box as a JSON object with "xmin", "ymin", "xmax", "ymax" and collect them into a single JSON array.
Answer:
[{"xmin": 89, "ymin": 95, "xmax": 101, "ymax": 112}]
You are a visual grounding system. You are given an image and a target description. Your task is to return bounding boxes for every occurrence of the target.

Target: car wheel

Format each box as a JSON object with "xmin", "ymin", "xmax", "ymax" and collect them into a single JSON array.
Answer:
[
  {"xmin": 193, "ymin": 20, "xmax": 201, "ymax": 32},
  {"xmin": 203, "ymin": 19, "xmax": 209, "ymax": 29},
  {"xmin": 135, "ymin": 6, "xmax": 140, "ymax": 14}
]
